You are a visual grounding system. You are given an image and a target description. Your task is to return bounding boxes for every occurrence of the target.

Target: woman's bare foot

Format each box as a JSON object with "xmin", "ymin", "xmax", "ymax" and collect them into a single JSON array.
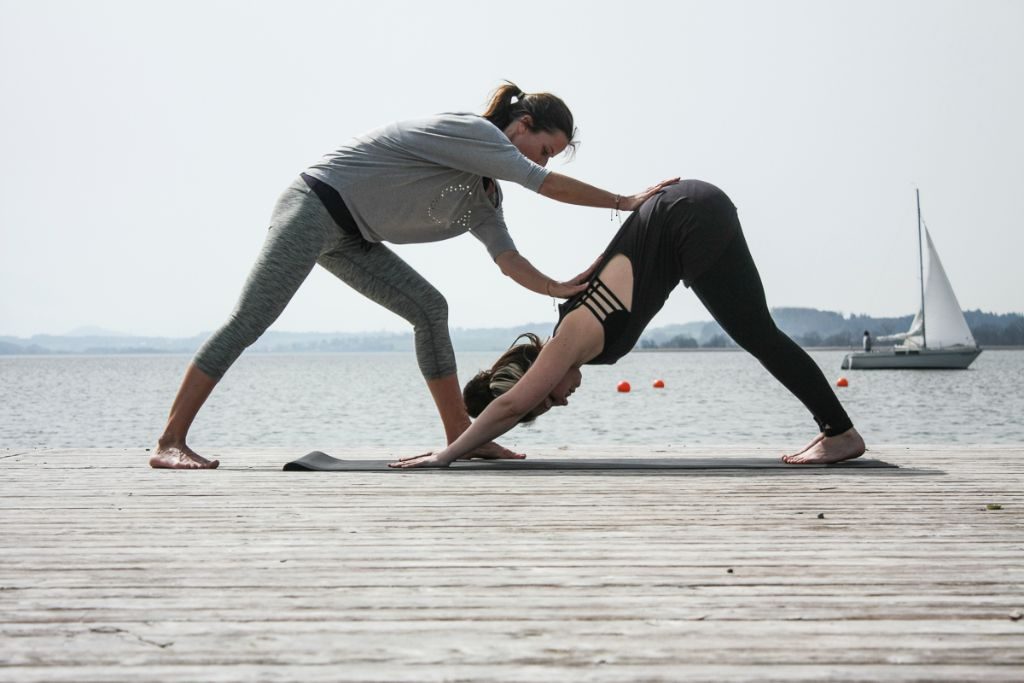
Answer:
[
  {"xmin": 783, "ymin": 432, "xmax": 825, "ymax": 458},
  {"xmin": 150, "ymin": 441, "xmax": 219, "ymax": 469},
  {"xmin": 460, "ymin": 441, "xmax": 527, "ymax": 460},
  {"xmin": 782, "ymin": 427, "xmax": 865, "ymax": 465}
]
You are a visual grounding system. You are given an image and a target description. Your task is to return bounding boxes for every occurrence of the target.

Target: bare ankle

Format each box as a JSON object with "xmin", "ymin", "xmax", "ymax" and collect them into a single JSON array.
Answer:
[
  {"xmin": 830, "ymin": 427, "xmax": 861, "ymax": 441},
  {"xmin": 157, "ymin": 435, "xmax": 186, "ymax": 450}
]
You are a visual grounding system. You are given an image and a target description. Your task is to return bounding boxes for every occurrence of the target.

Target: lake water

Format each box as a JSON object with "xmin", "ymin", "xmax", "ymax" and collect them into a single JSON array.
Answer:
[{"xmin": 2, "ymin": 349, "xmax": 1022, "ymax": 450}]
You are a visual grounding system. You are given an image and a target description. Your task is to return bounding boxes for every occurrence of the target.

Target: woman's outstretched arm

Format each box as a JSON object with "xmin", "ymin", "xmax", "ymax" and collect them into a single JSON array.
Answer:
[
  {"xmin": 495, "ymin": 250, "xmax": 595, "ymax": 298},
  {"xmin": 539, "ymin": 173, "xmax": 679, "ymax": 211},
  {"xmin": 390, "ymin": 331, "xmax": 592, "ymax": 468}
]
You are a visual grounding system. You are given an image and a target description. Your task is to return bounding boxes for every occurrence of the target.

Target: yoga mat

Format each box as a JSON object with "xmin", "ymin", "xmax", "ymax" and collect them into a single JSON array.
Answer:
[{"xmin": 283, "ymin": 451, "xmax": 897, "ymax": 471}]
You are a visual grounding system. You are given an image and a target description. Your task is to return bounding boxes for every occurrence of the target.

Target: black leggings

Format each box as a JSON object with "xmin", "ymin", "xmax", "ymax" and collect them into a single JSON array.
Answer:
[{"xmin": 690, "ymin": 231, "xmax": 853, "ymax": 436}]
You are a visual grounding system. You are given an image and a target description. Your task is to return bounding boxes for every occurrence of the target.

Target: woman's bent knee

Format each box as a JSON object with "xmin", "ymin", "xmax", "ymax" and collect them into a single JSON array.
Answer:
[
  {"xmin": 192, "ymin": 315, "xmax": 267, "ymax": 379},
  {"xmin": 414, "ymin": 288, "xmax": 448, "ymax": 328}
]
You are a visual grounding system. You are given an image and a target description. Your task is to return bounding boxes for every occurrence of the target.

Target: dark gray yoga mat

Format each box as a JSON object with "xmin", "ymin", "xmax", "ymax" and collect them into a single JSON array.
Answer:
[{"xmin": 283, "ymin": 450, "xmax": 897, "ymax": 471}]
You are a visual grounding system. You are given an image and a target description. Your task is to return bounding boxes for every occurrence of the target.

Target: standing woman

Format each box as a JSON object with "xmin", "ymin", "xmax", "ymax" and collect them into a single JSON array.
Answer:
[{"xmin": 152, "ymin": 83, "xmax": 677, "ymax": 469}]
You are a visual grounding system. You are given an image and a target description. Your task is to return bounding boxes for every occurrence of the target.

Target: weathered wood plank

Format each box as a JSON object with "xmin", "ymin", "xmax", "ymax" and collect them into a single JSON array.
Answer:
[{"xmin": 1, "ymin": 446, "xmax": 1022, "ymax": 682}]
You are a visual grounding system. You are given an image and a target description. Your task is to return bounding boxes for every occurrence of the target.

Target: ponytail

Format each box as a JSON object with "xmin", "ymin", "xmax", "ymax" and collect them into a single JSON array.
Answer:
[
  {"xmin": 482, "ymin": 82, "xmax": 529, "ymax": 130},
  {"xmin": 482, "ymin": 81, "xmax": 578, "ymax": 155}
]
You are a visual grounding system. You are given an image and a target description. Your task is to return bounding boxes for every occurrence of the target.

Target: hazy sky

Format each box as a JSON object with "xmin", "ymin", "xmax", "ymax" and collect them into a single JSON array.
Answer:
[{"xmin": 1, "ymin": 0, "xmax": 1021, "ymax": 338}]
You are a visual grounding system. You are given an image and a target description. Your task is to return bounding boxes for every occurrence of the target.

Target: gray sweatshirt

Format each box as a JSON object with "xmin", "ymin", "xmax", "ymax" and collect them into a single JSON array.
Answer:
[{"xmin": 303, "ymin": 113, "xmax": 551, "ymax": 259}]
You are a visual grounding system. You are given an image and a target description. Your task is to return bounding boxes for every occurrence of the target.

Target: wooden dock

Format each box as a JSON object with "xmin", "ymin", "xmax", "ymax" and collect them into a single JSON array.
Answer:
[{"xmin": 2, "ymin": 445, "xmax": 1022, "ymax": 682}]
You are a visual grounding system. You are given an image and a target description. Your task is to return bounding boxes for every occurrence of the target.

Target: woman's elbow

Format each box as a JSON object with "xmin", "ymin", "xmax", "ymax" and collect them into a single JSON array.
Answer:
[
  {"xmin": 494, "ymin": 250, "xmax": 520, "ymax": 278},
  {"xmin": 537, "ymin": 173, "xmax": 562, "ymax": 200}
]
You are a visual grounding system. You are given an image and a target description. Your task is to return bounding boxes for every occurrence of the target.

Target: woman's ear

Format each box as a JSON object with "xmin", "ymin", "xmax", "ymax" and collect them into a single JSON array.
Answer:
[{"xmin": 518, "ymin": 114, "xmax": 534, "ymax": 131}]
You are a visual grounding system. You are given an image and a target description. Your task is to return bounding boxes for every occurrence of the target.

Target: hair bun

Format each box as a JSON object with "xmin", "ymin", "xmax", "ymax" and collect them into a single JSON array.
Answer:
[{"xmin": 462, "ymin": 371, "xmax": 496, "ymax": 418}]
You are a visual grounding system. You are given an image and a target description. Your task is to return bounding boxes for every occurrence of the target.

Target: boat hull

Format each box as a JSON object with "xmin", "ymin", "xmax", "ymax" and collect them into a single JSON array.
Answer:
[{"xmin": 841, "ymin": 348, "xmax": 982, "ymax": 370}]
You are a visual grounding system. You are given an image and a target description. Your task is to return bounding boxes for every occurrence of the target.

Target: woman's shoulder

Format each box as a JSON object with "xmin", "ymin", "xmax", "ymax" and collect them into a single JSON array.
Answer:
[
  {"xmin": 553, "ymin": 303, "xmax": 607, "ymax": 364},
  {"xmin": 396, "ymin": 113, "xmax": 507, "ymax": 142}
]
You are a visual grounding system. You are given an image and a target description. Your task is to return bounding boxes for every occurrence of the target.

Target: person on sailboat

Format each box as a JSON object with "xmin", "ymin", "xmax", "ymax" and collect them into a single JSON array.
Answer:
[
  {"xmin": 391, "ymin": 180, "xmax": 867, "ymax": 469},
  {"xmin": 863, "ymin": 330, "xmax": 872, "ymax": 352}
]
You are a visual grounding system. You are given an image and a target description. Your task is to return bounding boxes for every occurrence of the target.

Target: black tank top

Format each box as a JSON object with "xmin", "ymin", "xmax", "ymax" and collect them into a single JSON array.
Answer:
[{"xmin": 554, "ymin": 180, "xmax": 740, "ymax": 365}]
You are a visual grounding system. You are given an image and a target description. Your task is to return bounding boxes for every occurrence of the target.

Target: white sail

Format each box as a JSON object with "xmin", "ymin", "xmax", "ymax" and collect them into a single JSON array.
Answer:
[
  {"xmin": 902, "ymin": 227, "xmax": 976, "ymax": 349},
  {"xmin": 921, "ymin": 228, "xmax": 976, "ymax": 347}
]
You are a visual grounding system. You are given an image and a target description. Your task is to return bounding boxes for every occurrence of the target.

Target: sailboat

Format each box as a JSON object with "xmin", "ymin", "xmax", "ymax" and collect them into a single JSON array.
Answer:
[{"xmin": 841, "ymin": 190, "xmax": 982, "ymax": 370}]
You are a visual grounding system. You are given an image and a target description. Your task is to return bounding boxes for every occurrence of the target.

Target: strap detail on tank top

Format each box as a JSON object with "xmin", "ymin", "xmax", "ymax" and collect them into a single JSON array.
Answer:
[{"xmin": 569, "ymin": 276, "xmax": 627, "ymax": 323}]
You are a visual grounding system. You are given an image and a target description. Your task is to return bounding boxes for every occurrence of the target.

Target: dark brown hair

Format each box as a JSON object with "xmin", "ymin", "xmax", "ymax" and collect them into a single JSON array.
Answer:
[
  {"xmin": 463, "ymin": 333, "xmax": 545, "ymax": 424},
  {"xmin": 482, "ymin": 81, "xmax": 578, "ymax": 157}
]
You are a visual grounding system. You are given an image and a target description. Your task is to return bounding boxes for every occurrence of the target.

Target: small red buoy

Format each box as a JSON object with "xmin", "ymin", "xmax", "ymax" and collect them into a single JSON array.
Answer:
[
  {"xmin": 836, "ymin": 377, "xmax": 849, "ymax": 387},
  {"xmin": 617, "ymin": 380, "xmax": 631, "ymax": 393},
  {"xmin": 652, "ymin": 379, "xmax": 665, "ymax": 389}
]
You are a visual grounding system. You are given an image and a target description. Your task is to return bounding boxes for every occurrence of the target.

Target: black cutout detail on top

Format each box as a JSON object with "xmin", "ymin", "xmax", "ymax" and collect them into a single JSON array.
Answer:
[
  {"xmin": 566, "ymin": 276, "xmax": 627, "ymax": 322},
  {"xmin": 556, "ymin": 274, "xmax": 631, "ymax": 364}
]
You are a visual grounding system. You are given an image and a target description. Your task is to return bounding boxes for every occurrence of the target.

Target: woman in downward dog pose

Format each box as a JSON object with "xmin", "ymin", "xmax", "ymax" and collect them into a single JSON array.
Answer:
[
  {"xmin": 392, "ymin": 180, "xmax": 866, "ymax": 468},
  {"xmin": 151, "ymin": 82, "xmax": 677, "ymax": 469}
]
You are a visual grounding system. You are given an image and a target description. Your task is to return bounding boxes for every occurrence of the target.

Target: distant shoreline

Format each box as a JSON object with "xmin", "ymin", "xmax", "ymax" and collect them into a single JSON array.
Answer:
[
  {"xmin": 4, "ymin": 307, "xmax": 1021, "ymax": 355},
  {"xmin": 2, "ymin": 345, "xmax": 1023, "ymax": 358},
  {"xmin": 626, "ymin": 345, "xmax": 1024, "ymax": 353}
]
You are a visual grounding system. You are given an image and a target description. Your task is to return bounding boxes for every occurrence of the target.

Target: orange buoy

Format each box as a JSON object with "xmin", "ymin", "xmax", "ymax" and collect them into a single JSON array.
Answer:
[
  {"xmin": 652, "ymin": 379, "xmax": 665, "ymax": 389},
  {"xmin": 836, "ymin": 376, "xmax": 849, "ymax": 387},
  {"xmin": 617, "ymin": 380, "xmax": 631, "ymax": 393}
]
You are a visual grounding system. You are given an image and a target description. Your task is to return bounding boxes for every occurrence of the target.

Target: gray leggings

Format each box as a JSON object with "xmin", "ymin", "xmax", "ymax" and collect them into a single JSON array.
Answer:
[{"xmin": 193, "ymin": 178, "xmax": 455, "ymax": 380}]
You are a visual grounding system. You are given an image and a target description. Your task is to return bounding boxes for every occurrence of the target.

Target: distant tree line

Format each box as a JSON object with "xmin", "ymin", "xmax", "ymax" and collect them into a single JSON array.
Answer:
[
  {"xmin": 640, "ymin": 333, "xmax": 731, "ymax": 349},
  {"xmin": 639, "ymin": 309, "xmax": 1024, "ymax": 349},
  {"xmin": 3, "ymin": 309, "xmax": 1021, "ymax": 355},
  {"xmin": 965, "ymin": 317, "xmax": 1024, "ymax": 346}
]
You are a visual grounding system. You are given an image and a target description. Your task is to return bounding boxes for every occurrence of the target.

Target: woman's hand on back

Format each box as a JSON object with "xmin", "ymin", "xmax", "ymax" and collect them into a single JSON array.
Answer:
[
  {"xmin": 543, "ymin": 254, "xmax": 602, "ymax": 299},
  {"xmin": 568, "ymin": 255, "xmax": 602, "ymax": 286},
  {"xmin": 547, "ymin": 279, "xmax": 588, "ymax": 298},
  {"xmin": 620, "ymin": 177, "xmax": 680, "ymax": 211}
]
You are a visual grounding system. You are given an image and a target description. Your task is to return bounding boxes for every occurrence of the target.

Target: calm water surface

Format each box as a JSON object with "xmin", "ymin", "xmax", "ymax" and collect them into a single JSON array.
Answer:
[{"xmin": 2, "ymin": 349, "xmax": 1022, "ymax": 450}]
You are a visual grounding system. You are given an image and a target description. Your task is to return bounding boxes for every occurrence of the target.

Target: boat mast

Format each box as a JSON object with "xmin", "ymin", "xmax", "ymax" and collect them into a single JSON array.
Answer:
[{"xmin": 916, "ymin": 188, "xmax": 926, "ymax": 348}]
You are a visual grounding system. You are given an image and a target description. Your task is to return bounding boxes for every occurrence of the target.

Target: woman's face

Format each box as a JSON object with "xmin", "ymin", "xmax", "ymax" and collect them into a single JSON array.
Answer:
[
  {"xmin": 505, "ymin": 116, "xmax": 569, "ymax": 167},
  {"xmin": 533, "ymin": 367, "xmax": 583, "ymax": 417}
]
